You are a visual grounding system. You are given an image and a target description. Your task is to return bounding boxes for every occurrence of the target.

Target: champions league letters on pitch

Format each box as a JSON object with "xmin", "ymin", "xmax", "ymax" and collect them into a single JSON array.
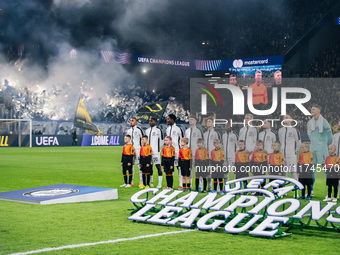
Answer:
[{"xmin": 128, "ymin": 176, "xmax": 340, "ymax": 237}]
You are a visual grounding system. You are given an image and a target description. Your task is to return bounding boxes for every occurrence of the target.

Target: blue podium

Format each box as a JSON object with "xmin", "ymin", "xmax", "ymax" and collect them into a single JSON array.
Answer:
[{"xmin": 0, "ymin": 184, "xmax": 118, "ymax": 205}]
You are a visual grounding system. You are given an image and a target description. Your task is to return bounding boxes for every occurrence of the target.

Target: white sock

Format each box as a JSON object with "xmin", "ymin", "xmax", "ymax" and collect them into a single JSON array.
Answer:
[
  {"xmin": 178, "ymin": 170, "xmax": 182, "ymax": 186},
  {"xmin": 138, "ymin": 165, "xmax": 143, "ymax": 183},
  {"xmin": 131, "ymin": 165, "xmax": 135, "ymax": 183},
  {"xmin": 158, "ymin": 176, "xmax": 163, "ymax": 186},
  {"xmin": 150, "ymin": 175, "xmax": 153, "ymax": 185},
  {"xmin": 207, "ymin": 176, "xmax": 212, "ymax": 189}
]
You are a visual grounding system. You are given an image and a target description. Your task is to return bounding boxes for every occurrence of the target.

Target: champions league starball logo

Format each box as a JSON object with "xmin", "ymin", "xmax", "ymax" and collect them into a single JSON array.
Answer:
[{"xmin": 128, "ymin": 176, "xmax": 340, "ymax": 238}]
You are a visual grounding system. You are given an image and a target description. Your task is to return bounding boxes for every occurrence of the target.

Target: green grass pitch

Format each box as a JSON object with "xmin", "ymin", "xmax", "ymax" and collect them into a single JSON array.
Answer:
[{"xmin": 1, "ymin": 147, "xmax": 340, "ymax": 255}]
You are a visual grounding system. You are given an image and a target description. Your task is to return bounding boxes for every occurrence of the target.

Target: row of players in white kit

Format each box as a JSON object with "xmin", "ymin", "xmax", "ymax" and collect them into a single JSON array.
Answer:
[{"xmin": 125, "ymin": 113, "xmax": 302, "ymax": 189}]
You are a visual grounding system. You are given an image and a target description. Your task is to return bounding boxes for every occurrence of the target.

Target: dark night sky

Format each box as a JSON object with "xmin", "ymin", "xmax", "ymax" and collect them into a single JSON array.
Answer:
[{"xmin": 0, "ymin": 0, "xmax": 290, "ymax": 62}]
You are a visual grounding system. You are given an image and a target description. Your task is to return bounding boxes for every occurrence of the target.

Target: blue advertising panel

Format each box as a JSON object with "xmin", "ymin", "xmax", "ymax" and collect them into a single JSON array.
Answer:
[
  {"xmin": 33, "ymin": 135, "xmax": 82, "ymax": 147},
  {"xmin": 81, "ymin": 135, "xmax": 124, "ymax": 146},
  {"xmin": 0, "ymin": 135, "xmax": 30, "ymax": 147}
]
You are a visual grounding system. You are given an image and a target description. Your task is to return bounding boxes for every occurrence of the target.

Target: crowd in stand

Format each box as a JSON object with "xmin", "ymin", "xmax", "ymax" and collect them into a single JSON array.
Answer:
[
  {"xmin": 305, "ymin": 39, "xmax": 340, "ymax": 78},
  {"xmin": 286, "ymin": 38, "xmax": 340, "ymax": 131},
  {"xmin": 0, "ymin": 79, "xmax": 189, "ymax": 124}
]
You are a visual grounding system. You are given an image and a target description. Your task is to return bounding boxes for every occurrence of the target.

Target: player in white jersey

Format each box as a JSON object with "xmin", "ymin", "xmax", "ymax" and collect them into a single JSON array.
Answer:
[
  {"xmin": 222, "ymin": 121, "xmax": 238, "ymax": 182},
  {"xmin": 332, "ymin": 120, "xmax": 340, "ymax": 197},
  {"xmin": 259, "ymin": 119, "xmax": 277, "ymax": 155},
  {"xmin": 125, "ymin": 117, "xmax": 144, "ymax": 187},
  {"xmin": 166, "ymin": 114, "xmax": 184, "ymax": 188},
  {"xmin": 185, "ymin": 116, "xmax": 203, "ymax": 187},
  {"xmin": 278, "ymin": 114, "xmax": 301, "ymax": 180},
  {"xmin": 238, "ymin": 113, "xmax": 258, "ymax": 158},
  {"xmin": 203, "ymin": 118, "xmax": 221, "ymax": 190},
  {"xmin": 145, "ymin": 117, "xmax": 164, "ymax": 188}
]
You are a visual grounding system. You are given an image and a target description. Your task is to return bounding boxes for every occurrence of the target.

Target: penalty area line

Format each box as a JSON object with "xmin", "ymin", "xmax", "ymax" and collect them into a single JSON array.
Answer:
[{"xmin": 10, "ymin": 229, "xmax": 197, "ymax": 255}]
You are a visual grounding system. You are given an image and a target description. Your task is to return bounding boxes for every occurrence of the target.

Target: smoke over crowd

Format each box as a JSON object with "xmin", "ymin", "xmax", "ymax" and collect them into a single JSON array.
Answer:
[{"xmin": 0, "ymin": 0, "xmax": 176, "ymax": 121}]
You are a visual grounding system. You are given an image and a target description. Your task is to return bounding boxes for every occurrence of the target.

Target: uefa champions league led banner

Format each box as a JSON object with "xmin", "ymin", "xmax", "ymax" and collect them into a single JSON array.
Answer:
[
  {"xmin": 135, "ymin": 55, "xmax": 283, "ymax": 71},
  {"xmin": 128, "ymin": 176, "xmax": 340, "ymax": 238},
  {"xmin": 100, "ymin": 50, "xmax": 283, "ymax": 72}
]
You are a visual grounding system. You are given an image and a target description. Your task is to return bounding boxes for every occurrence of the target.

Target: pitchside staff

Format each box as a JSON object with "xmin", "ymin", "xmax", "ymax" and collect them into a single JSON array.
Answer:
[
  {"xmin": 166, "ymin": 114, "xmax": 184, "ymax": 189},
  {"xmin": 222, "ymin": 122, "xmax": 238, "ymax": 182},
  {"xmin": 126, "ymin": 117, "xmax": 144, "ymax": 187},
  {"xmin": 278, "ymin": 114, "xmax": 301, "ymax": 180},
  {"xmin": 203, "ymin": 118, "xmax": 221, "ymax": 191},
  {"xmin": 145, "ymin": 117, "xmax": 164, "ymax": 188}
]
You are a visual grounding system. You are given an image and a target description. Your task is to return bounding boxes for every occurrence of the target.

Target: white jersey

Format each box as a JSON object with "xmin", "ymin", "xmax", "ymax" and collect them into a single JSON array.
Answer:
[
  {"xmin": 166, "ymin": 123, "xmax": 184, "ymax": 151},
  {"xmin": 238, "ymin": 126, "xmax": 258, "ymax": 152},
  {"xmin": 126, "ymin": 126, "xmax": 144, "ymax": 149},
  {"xmin": 203, "ymin": 128, "xmax": 221, "ymax": 156},
  {"xmin": 332, "ymin": 131, "xmax": 340, "ymax": 157},
  {"xmin": 222, "ymin": 131, "xmax": 238, "ymax": 160},
  {"xmin": 278, "ymin": 127, "xmax": 301, "ymax": 158},
  {"xmin": 145, "ymin": 126, "xmax": 164, "ymax": 153},
  {"xmin": 258, "ymin": 129, "xmax": 277, "ymax": 154},
  {"xmin": 185, "ymin": 126, "xmax": 203, "ymax": 156}
]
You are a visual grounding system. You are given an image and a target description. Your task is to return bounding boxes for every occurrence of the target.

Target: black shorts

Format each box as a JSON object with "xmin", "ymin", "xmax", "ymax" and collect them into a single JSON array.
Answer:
[
  {"xmin": 299, "ymin": 177, "xmax": 313, "ymax": 186},
  {"xmin": 141, "ymin": 164, "xmax": 152, "ymax": 174},
  {"xmin": 180, "ymin": 160, "xmax": 191, "ymax": 177},
  {"xmin": 251, "ymin": 163, "xmax": 266, "ymax": 176},
  {"xmin": 211, "ymin": 161, "xmax": 224, "ymax": 178},
  {"xmin": 236, "ymin": 171, "xmax": 249, "ymax": 179},
  {"xmin": 326, "ymin": 175, "xmax": 339, "ymax": 186},
  {"xmin": 122, "ymin": 160, "xmax": 133, "ymax": 172},
  {"xmin": 195, "ymin": 159, "xmax": 208, "ymax": 178},
  {"xmin": 163, "ymin": 158, "xmax": 174, "ymax": 174},
  {"xmin": 235, "ymin": 163, "xmax": 249, "ymax": 179}
]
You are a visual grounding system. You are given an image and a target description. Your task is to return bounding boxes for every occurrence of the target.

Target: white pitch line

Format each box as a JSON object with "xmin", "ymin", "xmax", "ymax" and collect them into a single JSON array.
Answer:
[{"xmin": 9, "ymin": 229, "xmax": 197, "ymax": 255}]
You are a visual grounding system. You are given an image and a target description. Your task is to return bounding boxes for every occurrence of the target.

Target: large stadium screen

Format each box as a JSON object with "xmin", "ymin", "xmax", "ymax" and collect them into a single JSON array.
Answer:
[{"xmin": 190, "ymin": 61, "xmax": 282, "ymax": 122}]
